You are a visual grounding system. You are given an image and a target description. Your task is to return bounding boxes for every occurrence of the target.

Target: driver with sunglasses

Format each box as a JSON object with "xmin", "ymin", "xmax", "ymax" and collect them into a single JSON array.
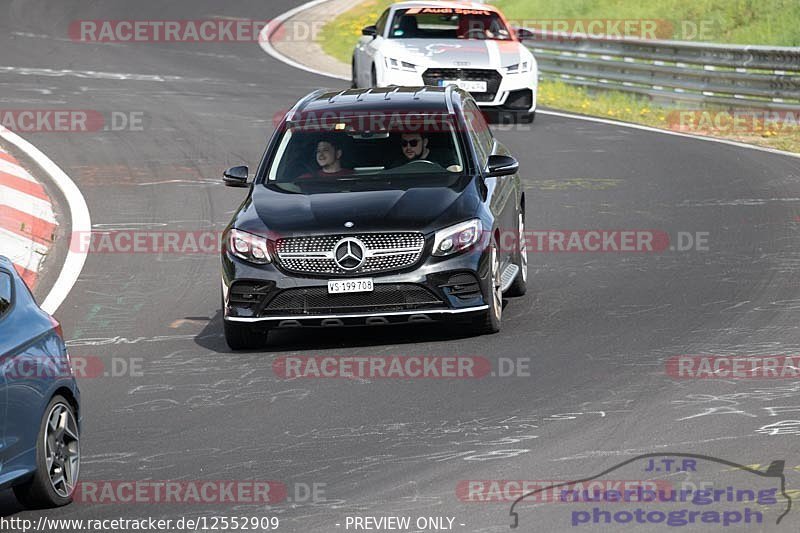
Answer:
[{"xmin": 392, "ymin": 132, "xmax": 461, "ymax": 172}]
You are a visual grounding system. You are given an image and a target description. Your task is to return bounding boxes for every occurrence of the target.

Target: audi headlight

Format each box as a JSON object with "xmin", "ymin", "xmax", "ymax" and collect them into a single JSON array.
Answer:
[
  {"xmin": 506, "ymin": 61, "xmax": 532, "ymax": 74},
  {"xmin": 227, "ymin": 229, "xmax": 271, "ymax": 264},
  {"xmin": 433, "ymin": 219, "xmax": 483, "ymax": 257},
  {"xmin": 385, "ymin": 57, "xmax": 417, "ymax": 72}
]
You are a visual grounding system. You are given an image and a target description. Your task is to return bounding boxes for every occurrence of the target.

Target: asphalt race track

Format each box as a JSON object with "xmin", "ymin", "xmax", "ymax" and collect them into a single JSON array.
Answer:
[{"xmin": 2, "ymin": 1, "xmax": 800, "ymax": 531}]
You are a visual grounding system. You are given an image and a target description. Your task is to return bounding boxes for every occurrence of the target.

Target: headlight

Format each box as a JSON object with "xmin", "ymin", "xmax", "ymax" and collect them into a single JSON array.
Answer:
[
  {"xmin": 433, "ymin": 219, "xmax": 483, "ymax": 257},
  {"xmin": 227, "ymin": 229, "xmax": 271, "ymax": 264},
  {"xmin": 385, "ymin": 57, "xmax": 417, "ymax": 72},
  {"xmin": 506, "ymin": 61, "xmax": 532, "ymax": 74}
]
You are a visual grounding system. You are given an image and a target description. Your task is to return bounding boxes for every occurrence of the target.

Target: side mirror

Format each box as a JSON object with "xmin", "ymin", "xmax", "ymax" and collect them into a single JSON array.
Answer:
[
  {"xmin": 223, "ymin": 165, "xmax": 249, "ymax": 187},
  {"xmin": 486, "ymin": 155, "xmax": 519, "ymax": 177},
  {"xmin": 362, "ymin": 25, "xmax": 378, "ymax": 38},
  {"xmin": 513, "ymin": 27, "xmax": 535, "ymax": 41}
]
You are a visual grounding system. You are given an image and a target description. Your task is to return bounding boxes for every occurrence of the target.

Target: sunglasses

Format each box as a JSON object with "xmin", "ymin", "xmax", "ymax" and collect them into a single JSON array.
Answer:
[{"xmin": 401, "ymin": 139, "xmax": 421, "ymax": 148}]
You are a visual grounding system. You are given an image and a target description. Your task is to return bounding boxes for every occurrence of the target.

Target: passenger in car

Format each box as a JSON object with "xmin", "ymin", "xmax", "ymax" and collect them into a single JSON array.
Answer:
[{"xmin": 298, "ymin": 136, "xmax": 354, "ymax": 178}]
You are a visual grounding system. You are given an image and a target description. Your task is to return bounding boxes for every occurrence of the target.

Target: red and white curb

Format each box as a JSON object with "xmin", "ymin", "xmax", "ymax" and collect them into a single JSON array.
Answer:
[
  {"xmin": 0, "ymin": 126, "xmax": 90, "ymax": 315},
  {"xmin": 0, "ymin": 145, "xmax": 57, "ymax": 288}
]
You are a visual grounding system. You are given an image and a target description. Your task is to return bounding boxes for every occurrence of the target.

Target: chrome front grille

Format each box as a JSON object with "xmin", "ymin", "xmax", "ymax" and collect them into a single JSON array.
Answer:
[{"xmin": 275, "ymin": 233, "xmax": 425, "ymax": 275}]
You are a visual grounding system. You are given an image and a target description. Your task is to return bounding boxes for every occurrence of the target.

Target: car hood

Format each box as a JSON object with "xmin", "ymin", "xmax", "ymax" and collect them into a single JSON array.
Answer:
[
  {"xmin": 234, "ymin": 181, "xmax": 481, "ymax": 237},
  {"xmin": 381, "ymin": 38, "xmax": 526, "ymax": 70}
]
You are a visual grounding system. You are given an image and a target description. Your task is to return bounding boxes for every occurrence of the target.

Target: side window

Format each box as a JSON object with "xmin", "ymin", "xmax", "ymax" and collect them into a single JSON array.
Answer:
[
  {"xmin": 467, "ymin": 101, "xmax": 494, "ymax": 156},
  {"xmin": 464, "ymin": 101, "xmax": 490, "ymax": 168},
  {"xmin": 376, "ymin": 9, "xmax": 390, "ymax": 36},
  {"xmin": 0, "ymin": 272, "xmax": 12, "ymax": 318}
]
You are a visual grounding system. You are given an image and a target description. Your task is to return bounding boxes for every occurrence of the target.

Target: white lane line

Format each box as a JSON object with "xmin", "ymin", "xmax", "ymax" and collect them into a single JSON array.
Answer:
[
  {"xmin": 0, "ymin": 226, "xmax": 49, "ymax": 272},
  {"xmin": 0, "ymin": 184, "xmax": 57, "ymax": 223},
  {"xmin": 257, "ymin": 0, "xmax": 350, "ymax": 82},
  {"xmin": 262, "ymin": 0, "xmax": 800, "ymax": 162},
  {"xmin": 537, "ymin": 110, "xmax": 800, "ymax": 161},
  {"xmin": 0, "ymin": 65, "xmax": 189, "ymax": 82},
  {"xmin": 0, "ymin": 158, "xmax": 36, "ymax": 182},
  {"xmin": 0, "ymin": 126, "xmax": 91, "ymax": 314}
]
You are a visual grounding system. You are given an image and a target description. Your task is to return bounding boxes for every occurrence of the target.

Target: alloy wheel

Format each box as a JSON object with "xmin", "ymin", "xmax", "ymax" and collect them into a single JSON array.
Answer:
[{"xmin": 44, "ymin": 403, "xmax": 80, "ymax": 498}]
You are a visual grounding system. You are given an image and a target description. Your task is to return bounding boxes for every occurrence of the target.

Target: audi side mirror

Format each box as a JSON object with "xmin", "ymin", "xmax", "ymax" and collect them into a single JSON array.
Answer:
[
  {"xmin": 486, "ymin": 155, "xmax": 519, "ymax": 177},
  {"xmin": 513, "ymin": 27, "xmax": 536, "ymax": 41},
  {"xmin": 362, "ymin": 25, "xmax": 378, "ymax": 38},
  {"xmin": 223, "ymin": 166, "xmax": 249, "ymax": 188}
]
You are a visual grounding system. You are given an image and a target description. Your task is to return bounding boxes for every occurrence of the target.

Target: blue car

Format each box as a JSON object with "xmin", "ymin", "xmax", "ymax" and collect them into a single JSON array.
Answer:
[{"xmin": 0, "ymin": 255, "xmax": 80, "ymax": 508}]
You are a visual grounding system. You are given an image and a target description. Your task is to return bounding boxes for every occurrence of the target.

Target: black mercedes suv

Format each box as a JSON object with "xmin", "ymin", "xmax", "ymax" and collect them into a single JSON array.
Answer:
[{"xmin": 221, "ymin": 86, "xmax": 526, "ymax": 349}]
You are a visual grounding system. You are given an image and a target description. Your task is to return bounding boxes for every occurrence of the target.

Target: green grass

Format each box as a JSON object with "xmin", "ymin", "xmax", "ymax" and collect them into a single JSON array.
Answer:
[
  {"xmin": 320, "ymin": 0, "xmax": 800, "ymax": 65},
  {"xmin": 536, "ymin": 81, "xmax": 800, "ymax": 153},
  {"xmin": 498, "ymin": 0, "xmax": 800, "ymax": 45},
  {"xmin": 317, "ymin": 0, "xmax": 800, "ymax": 153},
  {"xmin": 318, "ymin": 0, "xmax": 394, "ymax": 65}
]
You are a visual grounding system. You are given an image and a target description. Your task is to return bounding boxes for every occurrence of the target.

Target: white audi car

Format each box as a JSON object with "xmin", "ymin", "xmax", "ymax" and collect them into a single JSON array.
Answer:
[{"xmin": 352, "ymin": 1, "xmax": 537, "ymax": 122}]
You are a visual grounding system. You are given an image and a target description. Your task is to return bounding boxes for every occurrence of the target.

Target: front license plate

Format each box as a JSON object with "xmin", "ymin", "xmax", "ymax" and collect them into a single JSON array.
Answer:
[
  {"xmin": 442, "ymin": 80, "xmax": 488, "ymax": 93},
  {"xmin": 327, "ymin": 279, "xmax": 374, "ymax": 294}
]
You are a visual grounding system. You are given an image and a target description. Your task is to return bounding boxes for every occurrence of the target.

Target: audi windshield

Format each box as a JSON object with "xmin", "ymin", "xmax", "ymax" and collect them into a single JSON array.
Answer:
[{"xmin": 389, "ymin": 7, "xmax": 513, "ymax": 41}]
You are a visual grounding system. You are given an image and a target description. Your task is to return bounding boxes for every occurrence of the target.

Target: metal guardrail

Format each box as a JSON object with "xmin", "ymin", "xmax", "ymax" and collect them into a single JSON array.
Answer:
[{"xmin": 522, "ymin": 30, "xmax": 800, "ymax": 110}]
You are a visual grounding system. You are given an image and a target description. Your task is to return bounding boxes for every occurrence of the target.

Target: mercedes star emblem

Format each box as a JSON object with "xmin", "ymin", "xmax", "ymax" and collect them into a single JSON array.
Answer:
[
  {"xmin": 344, "ymin": 221, "xmax": 354, "ymax": 228},
  {"xmin": 333, "ymin": 238, "xmax": 366, "ymax": 271}
]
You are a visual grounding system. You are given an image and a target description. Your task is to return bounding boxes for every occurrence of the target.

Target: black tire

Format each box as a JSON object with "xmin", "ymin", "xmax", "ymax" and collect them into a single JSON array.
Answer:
[
  {"xmin": 224, "ymin": 320, "xmax": 267, "ymax": 350},
  {"xmin": 351, "ymin": 57, "xmax": 358, "ymax": 89},
  {"xmin": 505, "ymin": 209, "xmax": 528, "ymax": 297},
  {"xmin": 14, "ymin": 395, "xmax": 80, "ymax": 509},
  {"xmin": 474, "ymin": 241, "xmax": 502, "ymax": 334},
  {"xmin": 371, "ymin": 65, "xmax": 378, "ymax": 87}
]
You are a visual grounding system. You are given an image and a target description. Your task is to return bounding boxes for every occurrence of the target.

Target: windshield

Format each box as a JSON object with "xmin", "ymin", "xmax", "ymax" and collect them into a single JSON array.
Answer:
[
  {"xmin": 264, "ymin": 113, "xmax": 467, "ymax": 193},
  {"xmin": 388, "ymin": 7, "xmax": 513, "ymax": 41}
]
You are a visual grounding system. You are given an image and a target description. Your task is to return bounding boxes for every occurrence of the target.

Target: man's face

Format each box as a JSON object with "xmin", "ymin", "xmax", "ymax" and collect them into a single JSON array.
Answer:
[
  {"xmin": 401, "ymin": 134, "xmax": 426, "ymax": 160},
  {"xmin": 316, "ymin": 141, "xmax": 339, "ymax": 168}
]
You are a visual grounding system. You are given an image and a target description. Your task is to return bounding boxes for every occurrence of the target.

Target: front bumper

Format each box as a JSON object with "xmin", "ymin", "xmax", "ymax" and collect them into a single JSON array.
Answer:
[
  {"xmin": 225, "ymin": 306, "xmax": 488, "ymax": 328},
  {"xmin": 222, "ymin": 243, "xmax": 492, "ymax": 328},
  {"xmin": 381, "ymin": 68, "xmax": 537, "ymax": 113}
]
